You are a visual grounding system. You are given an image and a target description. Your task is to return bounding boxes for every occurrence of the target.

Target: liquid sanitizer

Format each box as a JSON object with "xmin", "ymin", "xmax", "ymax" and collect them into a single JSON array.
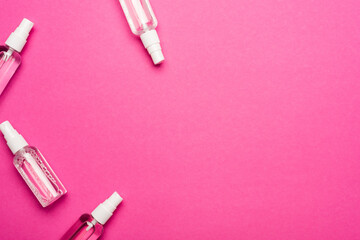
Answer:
[
  {"xmin": 61, "ymin": 192, "xmax": 123, "ymax": 240},
  {"xmin": 119, "ymin": 0, "xmax": 165, "ymax": 65},
  {"xmin": 0, "ymin": 19, "xmax": 33, "ymax": 95},
  {"xmin": 0, "ymin": 121, "xmax": 66, "ymax": 207}
]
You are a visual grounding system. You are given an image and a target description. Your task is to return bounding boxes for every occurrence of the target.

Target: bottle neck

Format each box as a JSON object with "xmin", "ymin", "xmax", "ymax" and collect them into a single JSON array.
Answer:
[
  {"xmin": 13, "ymin": 144, "xmax": 29, "ymax": 155},
  {"xmin": 1, "ymin": 47, "xmax": 16, "ymax": 62},
  {"xmin": 86, "ymin": 218, "xmax": 100, "ymax": 231},
  {"xmin": 6, "ymin": 47, "xmax": 15, "ymax": 53}
]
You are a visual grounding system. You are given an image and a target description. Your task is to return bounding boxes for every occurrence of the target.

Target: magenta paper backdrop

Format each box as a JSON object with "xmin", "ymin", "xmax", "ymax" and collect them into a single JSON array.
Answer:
[{"xmin": 1, "ymin": 0, "xmax": 360, "ymax": 239}]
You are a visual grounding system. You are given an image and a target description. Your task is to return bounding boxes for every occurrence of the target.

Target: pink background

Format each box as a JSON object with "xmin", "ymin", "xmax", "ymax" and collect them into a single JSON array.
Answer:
[{"xmin": 0, "ymin": 0, "xmax": 360, "ymax": 239}]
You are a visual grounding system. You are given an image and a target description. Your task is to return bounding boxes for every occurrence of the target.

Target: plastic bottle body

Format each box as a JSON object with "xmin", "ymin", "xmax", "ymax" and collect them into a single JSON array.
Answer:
[
  {"xmin": 0, "ymin": 45, "xmax": 21, "ymax": 95},
  {"xmin": 120, "ymin": 0, "xmax": 158, "ymax": 35},
  {"xmin": 119, "ymin": 0, "xmax": 164, "ymax": 64},
  {"xmin": 60, "ymin": 214, "xmax": 103, "ymax": 240},
  {"xmin": 13, "ymin": 145, "xmax": 67, "ymax": 207}
]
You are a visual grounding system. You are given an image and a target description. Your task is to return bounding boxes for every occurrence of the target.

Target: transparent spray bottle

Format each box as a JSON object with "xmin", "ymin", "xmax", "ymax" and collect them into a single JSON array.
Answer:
[
  {"xmin": 61, "ymin": 192, "xmax": 123, "ymax": 240},
  {"xmin": 0, "ymin": 18, "xmax": 33, "ymax": 95},
  {"xmin": 119, "ymin": 0, "xmax": 164, "ymax": 64},
  {"xmin": 0, "ymin": 121, "xmax": 66, "ymax": 207}
]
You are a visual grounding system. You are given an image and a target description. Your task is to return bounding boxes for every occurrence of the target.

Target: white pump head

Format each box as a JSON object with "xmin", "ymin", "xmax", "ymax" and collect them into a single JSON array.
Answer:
[
  {"xmin": 0, "ymin": 121, "xmax": 28, "ymax": 154},
  {"xmin": 5, "ymin": 18, "xmax": 34, "ymax": 53},
  {"xmin": 140, "ymin": 30, "xmax": 164, "ymax": 65},
  {"xmin": 91, "ymin": 192, "xmax": 123, "ymax": 225}
]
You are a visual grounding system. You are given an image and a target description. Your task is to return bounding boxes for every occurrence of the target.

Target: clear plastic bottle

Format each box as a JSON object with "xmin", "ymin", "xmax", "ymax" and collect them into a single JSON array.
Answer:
[
  {"xmin": 0, "ymin": 121, "xmax": 66, "ymax": 207},
  {"xmin": 0, "ymin": 18, "xmax": 33, "ymax": 95},
  {"xmin": 119, "ymin": 0, "xmax": 164, "ymax": 64},
  {"xmin": 61, "ymin": 192, "xmax": 123, "ymax": 240}
]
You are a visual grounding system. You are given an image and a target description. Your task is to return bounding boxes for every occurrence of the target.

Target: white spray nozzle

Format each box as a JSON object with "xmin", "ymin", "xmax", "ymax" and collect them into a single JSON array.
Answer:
[
  {"xmin": 0, "ymin": 121, "xmax": 17, "ymax": 137},
  {"xmin": 140, "ymin": 30, "xmax": 164, "ymax": 65},
  {"xmin": 17, "ymin": 19, "xmax": 34, "ymax": 37},
  {"xmin": 5, "ymin": 18, "xmax": 34, "ymax": 53},
  {"xmin": 0, "ymin": 121, "xmax": 28, "ymax": 154},
  {"xmin": 91, "ymin": 192, "xmax": 123, "ymax": 225}
]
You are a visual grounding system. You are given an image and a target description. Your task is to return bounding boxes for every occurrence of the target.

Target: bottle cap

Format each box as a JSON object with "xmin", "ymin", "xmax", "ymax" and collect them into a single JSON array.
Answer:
[
  {"xmin": 5, "ymin": 18, "xmax": 34, "ymax": 53},
  {"xmin": 0, "ymin": 121, "xmax": 28, "ymax": 154},
  {"xmin": 140, "ymin": 29, "xmax": 164, "ymax": 65},
  {"xmin": 91, "ymin": 192, "xmax": 123, "ymax": 225}
]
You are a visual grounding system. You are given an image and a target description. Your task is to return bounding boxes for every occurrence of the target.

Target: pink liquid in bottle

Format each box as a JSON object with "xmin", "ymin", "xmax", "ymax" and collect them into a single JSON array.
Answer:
[
  {"xmin": 0, "ymin": 46, "xmax": 21, "ymax": 95},
  {"xmin": 0, "ymin": 18, "xmax": 33, "ymax": 96},
  {"xmin": 61, "ymin": 192, "xmax": 123, "ymax": 240},
  {"xmin": 61, "ymin": 214, "xmax": 103, "ymax": 240}
]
